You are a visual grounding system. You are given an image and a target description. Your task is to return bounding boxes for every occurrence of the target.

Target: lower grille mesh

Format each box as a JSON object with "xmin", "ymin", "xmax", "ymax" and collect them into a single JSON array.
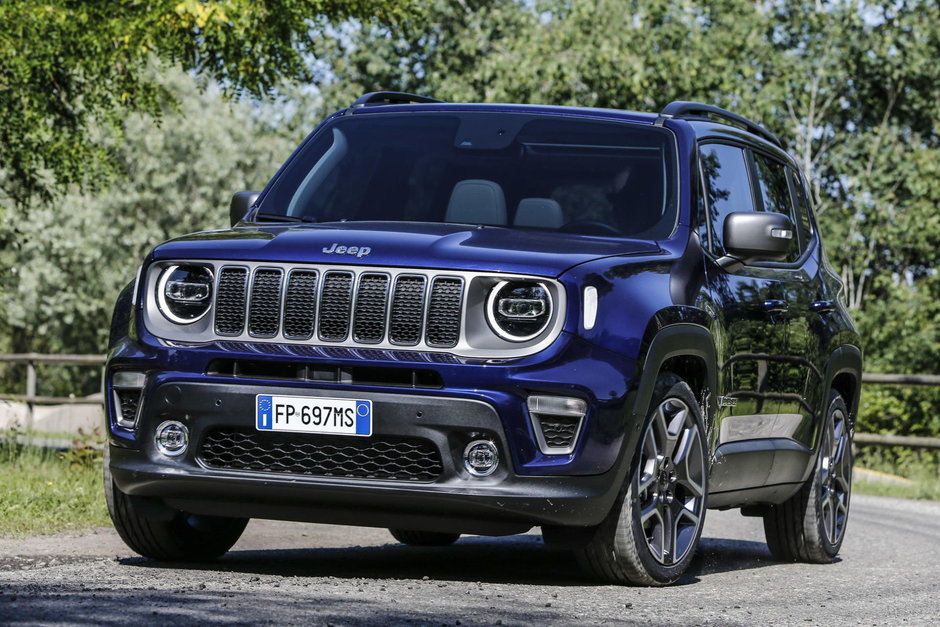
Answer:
[{"xmin": 199, "ymin": 429, "xmax": 443, "ymax": 482}]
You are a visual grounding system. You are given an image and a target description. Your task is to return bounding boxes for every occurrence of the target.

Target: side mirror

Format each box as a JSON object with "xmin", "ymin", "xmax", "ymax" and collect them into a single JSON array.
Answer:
[
  {"xmin": 719, "ymin": 211, "xmax": 794, "ymax": 271},
  {"xmin": 229, "ymin": 191, "xmax": 261, "ymax": 227}
]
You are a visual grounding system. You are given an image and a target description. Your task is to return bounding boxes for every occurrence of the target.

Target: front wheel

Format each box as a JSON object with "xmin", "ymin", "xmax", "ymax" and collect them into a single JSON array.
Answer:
[
  {"xmin": 104, "ymin": 450, "xmax": 248, "ymax": 561},
  {"xmin": 763, "ymin": 391, "xmax": 853, "ymax": 563},
  {"xmin": 576, "ymin": 374, "xmax": 708, "ymax": 586}
]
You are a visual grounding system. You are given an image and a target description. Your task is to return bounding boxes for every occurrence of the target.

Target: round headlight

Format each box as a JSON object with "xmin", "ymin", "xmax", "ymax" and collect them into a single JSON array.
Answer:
[
  {"xmin": 485, "ymin": 280, "xmax": 553, "ymax": 342},
  {"xmin": 156, "ymin": 265, "xmax": 213, "ymax": 324}
]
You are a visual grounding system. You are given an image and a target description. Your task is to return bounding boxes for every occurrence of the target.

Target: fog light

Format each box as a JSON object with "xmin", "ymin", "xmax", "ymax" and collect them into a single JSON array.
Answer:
[
  {"xmin": 464, "ymin": 440, "xmax": 499, "ymax": 477},
  {"xmin": 155, "ymin": 420, "xmax": 189, "ymax": 457}
]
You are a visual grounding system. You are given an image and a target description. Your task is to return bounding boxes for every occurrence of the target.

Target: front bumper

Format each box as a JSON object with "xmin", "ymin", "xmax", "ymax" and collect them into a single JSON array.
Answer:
[{"xmin": 110, "ymin": 381, "xmax": 630, "ymax": 533}]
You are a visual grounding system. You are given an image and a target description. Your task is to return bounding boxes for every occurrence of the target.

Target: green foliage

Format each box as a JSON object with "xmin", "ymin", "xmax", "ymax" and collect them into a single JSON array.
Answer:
[
  {"xmin": 0, "ymin": 434, "xmax": 110, "ymax": 536},
  {"xmin": 0, "ymin": 68, "xmax": 301, "ymax": 395},
  {"xmin": 316, "ymin": 0, "xmax": 940, "ymax": 438},
  {"xmin": 1, "ymin": 0, "xmax": 938, "ymax": 437},
  {"xmin": 0, "ymin": 0, "xmax": 417, "ymax": 212},
  {"xmin": 854, "ymin": 446, "xmax": 940, "ymax": 501}
]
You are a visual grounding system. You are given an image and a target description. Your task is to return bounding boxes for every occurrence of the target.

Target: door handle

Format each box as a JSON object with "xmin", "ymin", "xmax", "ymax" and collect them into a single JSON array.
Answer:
[
  {"xmin": 810, "ymin": 300, "xmax": 836, "ymax": 313},
  {"xmin": 762, "ymin": 299, "xmax": 789, "ymax": 313}
]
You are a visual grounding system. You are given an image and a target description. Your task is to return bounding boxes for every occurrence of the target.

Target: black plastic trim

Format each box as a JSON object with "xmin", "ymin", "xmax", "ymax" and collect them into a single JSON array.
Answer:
[{"xmin": 662, "ymin": 101, "xmax": 782, "ymax": 147}]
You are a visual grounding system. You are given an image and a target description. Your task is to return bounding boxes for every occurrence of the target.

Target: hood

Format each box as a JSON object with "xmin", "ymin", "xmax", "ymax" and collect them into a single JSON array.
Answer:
[{"xmin": 151, "ymin": 222, "xmax": 662, "ymax": 277}]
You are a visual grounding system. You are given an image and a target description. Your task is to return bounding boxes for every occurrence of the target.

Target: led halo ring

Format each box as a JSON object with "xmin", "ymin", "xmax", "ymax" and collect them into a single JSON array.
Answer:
[
  {"xmin": 485, "ymin": 279, "xmax": 554, "ymax": 342},
  {"xmin": 156, "ymin": 264, "xmax": 214, "ymax": 325}
]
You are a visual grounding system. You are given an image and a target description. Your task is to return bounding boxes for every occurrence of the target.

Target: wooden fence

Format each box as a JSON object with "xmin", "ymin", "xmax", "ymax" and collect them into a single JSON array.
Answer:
[{"xmin": 1, "ymin": 353, "xmax": 939, "ymax": 449}]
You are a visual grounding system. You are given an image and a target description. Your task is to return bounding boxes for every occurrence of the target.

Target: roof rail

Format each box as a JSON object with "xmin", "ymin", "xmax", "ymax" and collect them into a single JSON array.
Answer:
[
  {"xmin": 659, "ymin": 101, "xmax": 782, "ymax": 148},
  {"xmin": 352, "ymin": 91, "xmax": 445, "ymax": 107}
]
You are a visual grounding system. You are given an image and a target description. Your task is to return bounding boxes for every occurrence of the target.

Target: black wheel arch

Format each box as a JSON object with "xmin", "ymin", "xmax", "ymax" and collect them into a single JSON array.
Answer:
[
  {"xmin": 824, "ymin": 344, "xmax": 863, "ymax": 427},
  {"xmin": 107, "ymin": 280, "xmax": 136, "ymax": 350},
  {"xmin": 617, "ymin": 317, "xmax": 718, "ymax": 486}
]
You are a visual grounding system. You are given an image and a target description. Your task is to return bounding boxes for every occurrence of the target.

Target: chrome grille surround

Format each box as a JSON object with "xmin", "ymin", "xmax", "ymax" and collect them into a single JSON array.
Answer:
[{"xmin": 143, "ymin": 261, "xmax": 566, "ymax": 359}]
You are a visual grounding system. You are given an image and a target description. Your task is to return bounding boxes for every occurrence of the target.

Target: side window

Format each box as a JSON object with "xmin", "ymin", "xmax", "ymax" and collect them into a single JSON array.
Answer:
[
  {"xmin": 699, "ymin": 144, "xmax": 755, "ymax": 255},
  {"xmin": 788, "ymin": 168, "xmax": 815, "ymax": 252},
  {"xmin": 695, "ymin": 172, "xmax": 710, "ymax": 247},
  {"xmin": 752, "ymin": 152, "xmax": 800, "ymax": 263}
]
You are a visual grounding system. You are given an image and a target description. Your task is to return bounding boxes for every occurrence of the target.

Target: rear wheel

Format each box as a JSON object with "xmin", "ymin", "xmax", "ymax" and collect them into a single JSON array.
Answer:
[
  {"xmin": 763, "ymin": 391, "xmax": 853, "ymax": 562},
  {"xmin": 388, "ymin": 529, "xmax": 460, "ymax": 546},
  {"xmin": 575, "ymin": 374, "xmax": 708, "ymax": 586},
  {"xmin": 104, "ymin": 449, "xmax": 248, "ymax": 561}
]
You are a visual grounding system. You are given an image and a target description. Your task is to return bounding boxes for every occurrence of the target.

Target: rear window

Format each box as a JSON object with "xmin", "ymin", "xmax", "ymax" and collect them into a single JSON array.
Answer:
[{"xmin": 260, "ymin": 112, "xmax": 679, "ymax": 239}]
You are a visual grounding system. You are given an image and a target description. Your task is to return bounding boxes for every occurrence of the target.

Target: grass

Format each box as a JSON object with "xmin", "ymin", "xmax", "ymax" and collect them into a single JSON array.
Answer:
[
  {"xmin": 0, "ymin": 430, "xmax": 937, "ymax": 539},
  {"xmin": 0, "ymin": 430, "xmax": 110, "ymax": 537},
  {"xmin": 853, "ymin": 445, "xmax": 940, "ymax": 501}
]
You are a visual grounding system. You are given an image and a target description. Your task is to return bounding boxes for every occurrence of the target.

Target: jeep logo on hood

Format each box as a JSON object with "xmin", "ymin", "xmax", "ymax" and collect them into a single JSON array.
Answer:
[{"xmin": 322, "ymin": 243, "xmax": 371, "ymax": 258}]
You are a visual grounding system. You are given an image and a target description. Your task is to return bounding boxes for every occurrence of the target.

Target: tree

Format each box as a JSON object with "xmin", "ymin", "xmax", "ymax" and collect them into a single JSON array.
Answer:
[
  {"xmin": 313, "ymin": 0, "xmax": 940, "ymax": 439},
  {"xmin": 0, "ymin": 68, "xmax": 302, "ymax": 395},
  {"xmin": 0, "ymin": 0, "xmax": 418, "ymax": 214}
]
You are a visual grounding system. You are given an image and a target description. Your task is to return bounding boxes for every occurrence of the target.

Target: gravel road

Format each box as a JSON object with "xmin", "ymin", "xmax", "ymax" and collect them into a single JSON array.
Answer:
[{"xmin": 1, "ymin": 494, "xmax": 938, "ymax": 626}]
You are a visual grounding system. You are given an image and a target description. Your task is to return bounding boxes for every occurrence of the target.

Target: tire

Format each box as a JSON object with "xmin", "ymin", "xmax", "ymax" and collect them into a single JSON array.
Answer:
[
  {"xmin": 388, "ymin": 528, "xmax": 461, "ymax": 546},
  {"xmin": 103, "ymin": 448, "xmax": 248, "ymax": 561},
  {"xmin": 575, "ymin": 374, "xmax": 708, "ymax": 586},
  {"xmin": 763, "ymin": 390, "xmax": 853, "ymax": 563}
]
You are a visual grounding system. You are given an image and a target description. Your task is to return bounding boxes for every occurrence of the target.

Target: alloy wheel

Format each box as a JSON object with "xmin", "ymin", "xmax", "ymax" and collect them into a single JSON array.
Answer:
[{"xmin": 635, "ymin": 397, "xmax": 706, "ymax": 565}]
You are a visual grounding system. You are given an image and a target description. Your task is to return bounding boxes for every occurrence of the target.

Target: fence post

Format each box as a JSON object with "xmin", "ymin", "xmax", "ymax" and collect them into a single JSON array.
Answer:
[{"xmin": 25, "ymin": 359, "xmax": 36, "ymax": 445}]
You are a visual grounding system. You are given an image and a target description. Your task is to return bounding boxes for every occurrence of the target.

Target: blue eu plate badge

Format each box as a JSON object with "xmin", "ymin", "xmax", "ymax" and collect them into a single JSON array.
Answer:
[{"xmin": 255, "ymin": 394, "xmax": 372, "ymax": 436}]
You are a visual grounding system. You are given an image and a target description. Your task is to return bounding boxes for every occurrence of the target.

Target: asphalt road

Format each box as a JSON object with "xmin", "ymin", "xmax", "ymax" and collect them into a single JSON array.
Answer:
[{"xmin": 1, "ymin": 494, "xmax": 938, "ymax": 626}]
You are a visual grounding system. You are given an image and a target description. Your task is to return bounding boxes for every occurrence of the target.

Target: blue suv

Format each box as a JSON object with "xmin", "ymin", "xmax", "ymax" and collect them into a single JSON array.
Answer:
[{"xmin": 104, "ymin": 93, "xmax": 862, "ymax": 585}]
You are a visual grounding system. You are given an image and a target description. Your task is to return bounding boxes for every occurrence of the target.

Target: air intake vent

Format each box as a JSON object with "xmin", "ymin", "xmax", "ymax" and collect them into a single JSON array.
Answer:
[
  {"xmin": 527, "ymin": 395, "xmax": 587, "ymax": 455},
  {"xmin": 199, "ymin": 429, "xmax": 444, "ymax": 482},
  {"xmin": 537, "ymin": 416, "xmax": 581, "ymax": 450},
  {"xmin": 114, "ymin": 390, "xmax": 142, "ymax": 426}
]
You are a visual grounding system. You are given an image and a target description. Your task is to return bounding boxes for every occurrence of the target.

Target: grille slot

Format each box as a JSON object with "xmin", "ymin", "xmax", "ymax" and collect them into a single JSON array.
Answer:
[
  {"xmin": 199, "ymin": 429, "xmax": 443, "ymax": 482},
  {"xmin": 318, "ymin": 271, "xmax": 354, "ymax": 341},
  {"xmin": 426, "ymin": 277, "xmax": 463, "ymax": 348},
  {"xmin": 352, "ymin": 273, "xmax": 390, "ymax": 343},
  {"xmin": 248, "ymin": 269, "xmax": 283, "ymax": 337},
  {"xmin": 389, "ymin": 275, "xmax": 427, "ymax": 345},
  {"xmin": 282, "ymin": 270, "xmax": 319, "ymax": 340},
  {"xmin": 215, "ymin": 267, "xmax": 249, "ymax": 335}
]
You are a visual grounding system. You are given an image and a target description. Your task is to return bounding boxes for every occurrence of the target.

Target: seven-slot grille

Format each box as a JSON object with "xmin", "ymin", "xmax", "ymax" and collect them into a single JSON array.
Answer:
[{"xmin": 212, "ymin": 266, "xmax": 464, "ymax": 349}]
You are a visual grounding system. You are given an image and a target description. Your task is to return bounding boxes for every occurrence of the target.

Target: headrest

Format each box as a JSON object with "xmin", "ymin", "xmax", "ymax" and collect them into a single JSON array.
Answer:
[
  {"xmin": 445, "ymin": 179, "xmax": 507, "ymax": 225},
  {"xmin": 514, "ymin": 198, "xmax": 564, "ymax": 229}
]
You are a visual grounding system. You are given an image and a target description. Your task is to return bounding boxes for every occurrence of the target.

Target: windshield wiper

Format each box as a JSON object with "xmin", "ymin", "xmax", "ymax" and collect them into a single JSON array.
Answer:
[{"xmin": 253, "ymin": 212, "xmax": 318, "ymax": 223}]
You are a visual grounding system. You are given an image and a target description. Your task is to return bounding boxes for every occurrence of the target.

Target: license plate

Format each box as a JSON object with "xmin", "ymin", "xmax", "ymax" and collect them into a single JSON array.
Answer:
[{"xmin": 255, "ymin": 394, "xmax": 372, "ymax": 436}]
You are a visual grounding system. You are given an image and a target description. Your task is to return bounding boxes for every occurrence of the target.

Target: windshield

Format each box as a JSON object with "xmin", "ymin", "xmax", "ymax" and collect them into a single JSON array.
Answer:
[{"xmin": 260, "ymin": 112, "xmax": 678, "ymax": 239}]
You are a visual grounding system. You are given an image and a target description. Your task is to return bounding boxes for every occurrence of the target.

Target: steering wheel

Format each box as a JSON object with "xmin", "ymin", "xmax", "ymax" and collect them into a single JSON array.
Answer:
[{"xmin": 560, "ymin": 220, "xmax": 623, "ymax": 236}]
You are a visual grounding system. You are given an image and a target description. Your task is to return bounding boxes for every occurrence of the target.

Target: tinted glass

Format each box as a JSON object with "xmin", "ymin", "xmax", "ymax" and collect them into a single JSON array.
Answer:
[
  {"xmin": 260, "ymin": 113, "xmax": 678, "ymax": 239},
  {"xmin": 699, "ymin": 144, "xmax": 755, "ymax": 253},
  {"xmin": 753, "ymin": 153, "xmax": 799, "ymax": 262},
  {"xmin": 789, "ymin": 168, "xmax": 815, "ymax": 252}
]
